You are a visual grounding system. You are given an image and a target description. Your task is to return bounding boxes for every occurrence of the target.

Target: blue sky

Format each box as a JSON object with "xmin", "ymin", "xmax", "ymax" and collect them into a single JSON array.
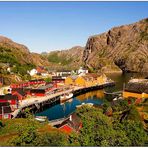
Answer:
[{"xmin": 0, "ymin": 2, "xmax": 148, "ymax": 53}]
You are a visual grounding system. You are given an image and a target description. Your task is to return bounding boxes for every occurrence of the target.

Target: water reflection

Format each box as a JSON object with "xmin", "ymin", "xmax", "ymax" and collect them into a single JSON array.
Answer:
[
  {"xmin": 36, "ymin": 90, "xmax": 104, "ymax": 120},
  {"xmin": 76, "ymin": 90, "xmax": 104, "ymax": 101},
  {"xmin": 106, "ymin": 72, "xmax": 147, "ymax": 92}
]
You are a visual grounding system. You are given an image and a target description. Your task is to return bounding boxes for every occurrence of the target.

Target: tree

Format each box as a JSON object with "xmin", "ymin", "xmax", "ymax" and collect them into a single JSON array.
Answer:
[
  {"xmin": 44, "ymin": 77, "xmax": 52, "ymax": 83},
  {"xmin": 10, "ymin": 121, "xmax": 37, "ymax": 146},
  {"xmin": 122, "ymin": 120, "xmax": 148, "ymax": 146},
  {"xmin": 10, "ymin": 108, "xmax": 40, "ymax": 146},
  {"xmin": 33, "ymin": 131, "xmax": 69, "ymax": 146},
  {"xmin": 75, "ymin": 106, "xmax": 130, "ymax": 146}
]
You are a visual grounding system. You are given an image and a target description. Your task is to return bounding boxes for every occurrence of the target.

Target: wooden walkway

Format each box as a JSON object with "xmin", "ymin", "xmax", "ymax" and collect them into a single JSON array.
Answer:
[
  {"xmin": 11, "ymin": 86, "xmax": 83, "ymax": 118},
  {"xmin": 104, "ymin": 91, "xmax": 122, "ymax": 95}
]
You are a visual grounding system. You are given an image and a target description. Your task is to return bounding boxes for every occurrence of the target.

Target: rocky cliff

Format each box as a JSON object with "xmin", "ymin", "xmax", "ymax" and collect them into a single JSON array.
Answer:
[{"xmin": 83, "ymin": 18, "xmax": 148, "ymax": 73}]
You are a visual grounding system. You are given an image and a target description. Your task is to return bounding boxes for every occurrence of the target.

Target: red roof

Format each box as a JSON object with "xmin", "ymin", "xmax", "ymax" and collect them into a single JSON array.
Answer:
[{"xmin": 59, "ymin": 124, "xmax": 73, "ymax": 134}]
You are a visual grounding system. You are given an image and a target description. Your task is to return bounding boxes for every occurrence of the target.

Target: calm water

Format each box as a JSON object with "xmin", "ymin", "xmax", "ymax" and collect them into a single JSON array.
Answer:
[
  {"xmin": 36, "ymin": 73, "xmax": 147, "ymax": 120},
  {"xmin": 36, "ymin": 90, "xmax": 104, "ymax": 120},
  {"xmin": 106, "ymin": 72, "xmax": 147, "ymax": 92}
]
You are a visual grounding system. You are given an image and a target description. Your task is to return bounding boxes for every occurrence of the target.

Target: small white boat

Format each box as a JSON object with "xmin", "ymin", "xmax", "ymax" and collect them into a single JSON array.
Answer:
[
  {"xmin": 86, "ymin": 103, "xmax": 94, "ymax": 106},
  {"xmin": 60, "ymin": 93, "xmax": 73, "ymax": 103},
  {"xmin": 66, "ymin": 93, "xmax": 73, "ymax": 99},
  {"xmin": 35, "ymin": 116, "xmax": 47, "ymax": 122},
  {"xmin": 76, "ymin": 102, "xmax": 94, "ymax": 108},
  {"xmin": 68, "ymin": 98, "xmax": 73, "ymax": 103},
  {"xmin": 113, "ymin": 97, "xmax": 117, "ymax": 101},
  {"xmin": 76, "ymin": 103, "xmax": 85, "ymax": 108}
]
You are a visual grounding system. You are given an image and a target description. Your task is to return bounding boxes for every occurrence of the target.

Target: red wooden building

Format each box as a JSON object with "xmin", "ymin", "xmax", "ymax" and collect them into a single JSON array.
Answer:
[
  {"xmin": 0, "ymin": 102, "xmax": 12, "ymax": 119},
  {"xmin": 0, "ymin": 94, "xmax": 19, "ymax": 111},
  {"xmin": 52, "ymin": 76, "xmax": 65, "ymax": 84},
  {"xmin": 59, "ymin": 113, "xmax": 82, "ymax": 134},
  {"xmin": 29, "ymin": 83, "xmax": 53, "ymax": 96},
  {"xmin": 10, "ymin": 79, "xmax": 45, "ymax": 89}
]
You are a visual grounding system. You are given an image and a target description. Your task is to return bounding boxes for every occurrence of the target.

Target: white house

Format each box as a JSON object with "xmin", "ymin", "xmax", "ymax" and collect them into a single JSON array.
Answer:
[
  {"xmin": 77, "ymin": 67, "xmax": 88, "ymax": 75},
  {"xmin": 29, "ymin": 69, "xmax": 37, "ymax": 76},
  {"xmin": 41, "ymin": 73, "xmax": 49, "ymax": 77}
]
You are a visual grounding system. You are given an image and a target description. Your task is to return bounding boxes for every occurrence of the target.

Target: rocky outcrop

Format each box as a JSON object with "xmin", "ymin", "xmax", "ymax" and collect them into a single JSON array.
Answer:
[{"xmin": 83, "ymin": 18, "xmax": 148, "ymax": 73}]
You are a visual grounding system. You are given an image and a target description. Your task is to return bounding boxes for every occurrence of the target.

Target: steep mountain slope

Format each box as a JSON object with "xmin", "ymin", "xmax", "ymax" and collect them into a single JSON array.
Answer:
[
  {"xmin": 0, "ymin": 36, "xmax": 50, "ymax": 67},
  {"xmin": 83, "ymin": 18, "xmax": 148, "ymax": 73},
  {"xmin": 47, "ymin": 46, "xmax": 84, "ymax": 70}
]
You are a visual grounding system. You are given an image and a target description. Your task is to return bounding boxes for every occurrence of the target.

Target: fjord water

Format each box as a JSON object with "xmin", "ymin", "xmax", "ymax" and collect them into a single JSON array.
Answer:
[
  {"xmin": 36, "ymin": 73, "xmax": 147, "ymax": 120},
  {"xmin": 106, "ymin": 72, "xmax": 147, "ymax": 92},
  {"xmin": 36, "ymin": 90, "xmax": 104, "ymax": 120}
]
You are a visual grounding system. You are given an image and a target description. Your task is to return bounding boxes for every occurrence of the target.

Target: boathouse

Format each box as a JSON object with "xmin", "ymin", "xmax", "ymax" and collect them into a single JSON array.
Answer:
[
  {"xmin": 11, "ymin": 88, "xmax": 26, "ymax": 100},
  {"xmin": 0, "ymin": 102, "xmax": 12, "ymax": 119},
  {"xmin": 123, "ymin": 79, "xmax": 148, "ymax": 99},
  {"xmin": 58, "ymin": 113, "xmax": 82, "ymax": 134},
  {"xmin": 29, "ymin": 83, "xmax": 53, "ymax": 96}
]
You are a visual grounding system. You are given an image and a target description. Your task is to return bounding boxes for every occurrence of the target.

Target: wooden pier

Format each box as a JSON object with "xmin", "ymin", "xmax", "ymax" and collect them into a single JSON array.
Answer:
[{"xmin": 11, "ymin": 82, "xmax": 115, "ymax": 118}]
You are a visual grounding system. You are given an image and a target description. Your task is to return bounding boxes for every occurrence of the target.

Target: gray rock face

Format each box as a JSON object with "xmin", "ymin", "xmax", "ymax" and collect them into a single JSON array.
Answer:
[{"xmin": 83, "ymin": 18, "xmax": 148, "ymax": 73}]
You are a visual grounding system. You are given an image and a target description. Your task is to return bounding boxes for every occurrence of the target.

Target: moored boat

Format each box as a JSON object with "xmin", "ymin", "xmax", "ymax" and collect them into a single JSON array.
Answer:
[
  {"xmin": 35, "ymin": 116, "xmax": 47, "ymax": 122},
  {"xmin": 60, "ymin": 93, "xmax": 73, "ymax": 103},
  {"xmin": 76, "ymin": 102, "xmax": 93, "ymax": 108}
]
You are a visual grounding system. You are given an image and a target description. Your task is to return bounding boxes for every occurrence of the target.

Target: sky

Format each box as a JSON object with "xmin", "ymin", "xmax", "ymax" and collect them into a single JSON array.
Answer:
[{"xmin": 0, "ymin": 1, "xmax": 148, "ymax": 53}]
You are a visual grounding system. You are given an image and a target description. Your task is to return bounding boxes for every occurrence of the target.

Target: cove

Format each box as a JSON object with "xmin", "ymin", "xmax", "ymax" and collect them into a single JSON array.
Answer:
[{"xmin": 35, "ymin": 90, "xmax": 104, "ymax": 120}]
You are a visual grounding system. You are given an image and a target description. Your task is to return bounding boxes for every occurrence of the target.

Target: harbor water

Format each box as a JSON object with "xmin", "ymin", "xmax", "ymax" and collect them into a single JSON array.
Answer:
[{"xmin": 36, "ymin": 72, "xmax": 147, "ymax": 121}]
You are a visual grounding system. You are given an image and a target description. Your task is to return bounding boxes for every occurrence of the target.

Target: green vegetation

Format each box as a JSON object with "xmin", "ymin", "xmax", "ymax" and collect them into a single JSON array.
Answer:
[
  {"xmin": 73, "ymin": 103, "xmax": 147, "ymax": 146},
  {"xmin": 48, "ymin": 52, "xmax": 73, "ymax": 65},
  {"xmin": 0, "ymin": 100, "xmax": 147, "ymax": 146},
  {"xmin": 0, "ymin": 53, "xmax": 19, "ymax": 66},
  {"xmin": 0, "ymin": 44, "xmax": 36, "ymax": 81},
  {"xmin": 44, "ymin": 77, "xmax": 52, "ymax": 83},
  {"xmin": 12, "ymin": 63, "xmax": 35, "ymax": 76}
]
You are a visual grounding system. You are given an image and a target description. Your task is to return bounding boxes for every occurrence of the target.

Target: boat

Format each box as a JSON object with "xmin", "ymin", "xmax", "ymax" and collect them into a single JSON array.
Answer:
[
  {"xmin": 68, "ymin": 98, "xmax": 73, "ymax": 103},
  {"xmin": 86, "ymin": 103, "xmax": 94, "ymax": 106},
  {"xmin": 35, "ymin": 116, "xmax": 47, "ymax": 122},
  {"xmin": 60, "ymin": 93, "xmax": 73, "ymax": 103},
  {"xmin": 76, "ymin": 103, "xmax": 85, "ymax": 108},
  {"xmin": 76, "ymin": 102, "xmax": 94, "ymax": 108},
  {"xmin": 113, "ymin": 97, "xmax": 117, "ymax": 101}
]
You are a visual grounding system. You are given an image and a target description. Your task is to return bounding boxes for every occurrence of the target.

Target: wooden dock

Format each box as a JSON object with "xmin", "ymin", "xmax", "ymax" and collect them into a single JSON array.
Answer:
[{"xmin": 11, "ymin": 82, "xmax": 115, "ymax": 118}]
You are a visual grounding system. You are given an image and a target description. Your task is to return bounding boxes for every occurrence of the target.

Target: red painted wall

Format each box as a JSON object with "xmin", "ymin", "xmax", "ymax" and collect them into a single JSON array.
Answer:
[
  {"xmin": 0, "ymin": 114, "xmax": 11, "ymax": 119},
  {"xmin": 30, "ymin": 93, "xmax": 45, "ymax": 97}
]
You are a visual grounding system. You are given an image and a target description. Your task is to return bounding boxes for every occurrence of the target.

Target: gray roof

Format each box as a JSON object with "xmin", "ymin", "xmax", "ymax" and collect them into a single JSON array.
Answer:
[
  {"xmin": 38, "ymin": 84, "xmax": 53, "ymax": 90},
  {"xmin": 70, "ymin": 75, "xmax": 78, "ymax": 80}
]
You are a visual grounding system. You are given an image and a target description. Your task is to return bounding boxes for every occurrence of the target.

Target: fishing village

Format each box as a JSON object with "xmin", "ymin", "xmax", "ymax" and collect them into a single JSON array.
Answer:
[
  {"xmin": 0, "ymin": 66, "xmax": 148, "ymax": 134},
  {"xmin": 0, "ymin": 2, "xmax": 148, "ymax": 146},
  {"xmin": 0, "ymin": 66, "xmax": 114, "ymax": 119}
]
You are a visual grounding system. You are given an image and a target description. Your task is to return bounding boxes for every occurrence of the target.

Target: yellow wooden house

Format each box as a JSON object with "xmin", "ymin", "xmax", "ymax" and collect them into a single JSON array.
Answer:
[
  {"xmin": 74, "ymin": 73, "xmax": 108, "ymax": 87},
  {"xmin": 65, "ymin": 73, "xmax": 108, "ymax": 87},
  {"xmin": 65, "ymin": 75, "xmax": 78, "ymax": 86}
]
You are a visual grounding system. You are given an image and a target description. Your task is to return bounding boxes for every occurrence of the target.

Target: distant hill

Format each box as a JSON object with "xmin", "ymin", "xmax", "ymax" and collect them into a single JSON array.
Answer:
[
  {"xmin": 0, "ymin": 35, "xmax": 50, "ymax": 67},
  {"xmin": 46, "ymin": 46, "xmax": 84, "ymax": 71}
]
